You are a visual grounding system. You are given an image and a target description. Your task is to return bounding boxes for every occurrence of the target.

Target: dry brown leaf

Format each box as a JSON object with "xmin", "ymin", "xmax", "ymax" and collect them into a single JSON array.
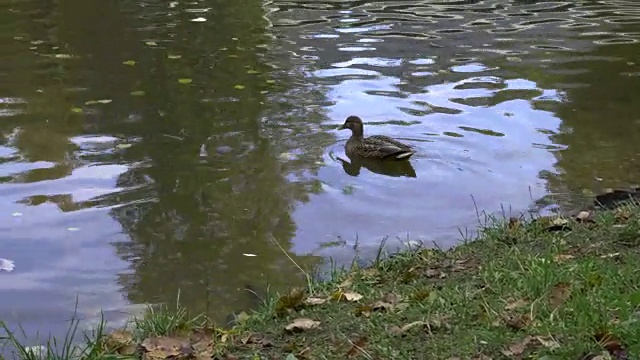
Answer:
[
  {"xmin": 102, "ymin": 329, "xmax": 135, "ymax": 354},
  {"xmin": 549, "ymin": 282, "xmax": 572, "ymax": 309},
  {"xmin": 534, "ymin": 335, "xmax": 560, "ymax": 350},
  {"xmin": 504, "ymin": 298, "xmax": 529, "ymax": 311},
  {"xmin": 389, "ymin": 321, "xmax": 428, "ymax": 336},
  {"xmin": 501, "ymin": 336, "xmax": 533, "ymax": 357},
  {"xmin": 345, "ymin": 336, "xmax": 368, "ymax": 357},
  {"xmin": 304, "ymin": 297, "xmax": 327, "ymax": 306},
  {"xmin": 553, "ymin": 254, "xmax": 575, "ymax": 263},
  {"xmin": 508, "ymin": 217, "xmax": 522, "ymax": 230},
  {"xmin": 594, "ymin": 331, "xmax": 628, "ymax": 359},
  {"xmin": 140, "ymin": 336, "xmax": 193, "ymax": 360},
  {"xmin": 284, "ymin": 318, "xmax": 321, "ymax": 333},
  {"xmin": 189, "ymin": 329, "xmax": 216, "ymax": 359},
  {"xmin": 381, "ymin": 292, "xmax": 400, "ymax": 304},
  {"xmin": 425, "ymin": 268, "xmax": 441, "ymax": 278},
  {"xmin": 372, "ymin": 301, "xmax": 395, "ymax": 312},
  {"xmin": 275, "ymin": 287, "xmax": 307, "ymax": 315},
  {"xmin": 240, "ymin": 333, "xmax": 273, "ymax": 348},
  {"xmin": 337, "ymin": 278, "xmax": 353, "ymax": 289},
  {"xmin": 504, "ymin": 314, "xmax": 531, "ymax": 330},
  {"xmin": 341, "ymin": 292, "xmax": 363, "ymax": 302},
  {"xmin": 472, "ymin": 355, "xmax": 493, "ymax": 360}
]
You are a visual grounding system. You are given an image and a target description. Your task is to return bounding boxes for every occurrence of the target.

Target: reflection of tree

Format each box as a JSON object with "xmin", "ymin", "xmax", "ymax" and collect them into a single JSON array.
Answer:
[
  {"xmin": 536, "ymin": 36, "xmax": 640, "ymax": 203},
  {"xmin": 32, "ymin": 0, "xmax": 332, "ymax": 321}
]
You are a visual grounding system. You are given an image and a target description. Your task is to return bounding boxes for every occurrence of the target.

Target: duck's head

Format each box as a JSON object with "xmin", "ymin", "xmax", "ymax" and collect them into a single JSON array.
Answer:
[{"xmin": 337, "ymin": 116, "xmax": 363, "ymax": 131}]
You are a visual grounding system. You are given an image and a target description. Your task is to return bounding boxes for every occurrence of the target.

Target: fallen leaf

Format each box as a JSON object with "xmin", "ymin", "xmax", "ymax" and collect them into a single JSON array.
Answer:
[
  {"xmin": 70, "ymin": 107, "xmax": 82, "ymax": 113},
  {"xmin": 102, "ymin": 329, "xmax": 135, "ymax": 354},
  {"xmin": 345, "ymin": 336, "xmax": 368, "ymax": 357},
  {"xmin": 502, "ymin": 336, "xmax": 533, "ymax": 357},
  {"xmin": 549, "ymin": 282, "xmax": 572, "ymax": 309},
  {"xmin": 122, "ymin": 60, "xmax": 136, "ymax": 66},
  {"xmin": 140, "ymin": 336, "xmax": 193, "ymax": 360},
  {"xmin": 389, "ymin": 321, "xmax": 428, "ymax": 336},
  {"xmin": 504, "ymin": 314, "xmax": 531, "ymax": 331},
  {"xmin": 130, "ymin": 90, "xmax": 145, "ymax": 96},
  {"xmin": 168, "ymin": 54, "xmax": 182, "ymax": 59},
  {"xmin": 576, "ymin": 211, "xmax": 593, "ymax": 222},
  {"xmin": 508, "ymin": 217, "xmax": 522, "ymax": 230},
  {"xmin": 145, "ymin": 41, "xmax": 158, "ymax": 46},
  {"xmin": 534, "ymin": 335, "xmax": 560, "ymax": 350},
  {"xmin": 594, "ymin": 331, "xmax": 628, "ymax": 360},
  {"xmin": 381, "ymin": 292, "xmax": 400, "ymax": 304},
  {"xmin": 505, "ymin": 298, "xmax": 529, "ymax": 311},
  {"xmin": 284, "ymin": 318, "xmax": 320, "ymax": 333},
  {"xmin": 241, "ymin": 333, "xmax": 273, "ymax": 348},
  {"xmin": 304, "ymin": 297, "xmax": 327, "ymax": 306},
  {"xmin": 425, "ymin": 268, "xmax": 441, "ymax": 278},
  {"xmin": 553, "ymin": 254, "xmax": 575, "ymax": 263},
  {"xmin": 275, "ymin": 287, "xmax": 306, "ymax": 315},
  {"xmin": 233, "ymin": 84, "xmax": 245, "ymax": 90},
  {"xmin": 371, "ymin": 301, "xmax": 394, "ymax": 312},
  {"xmin": 189, "ymin": 330, "xmax": 215, "ymax": 359},
  {"xmin": 337, "ymin": 291, "xmax": 363, "ymax": 302},
  {"xmin": 178, "ymin": 78, "xmax": 193, "ymax": 84}
]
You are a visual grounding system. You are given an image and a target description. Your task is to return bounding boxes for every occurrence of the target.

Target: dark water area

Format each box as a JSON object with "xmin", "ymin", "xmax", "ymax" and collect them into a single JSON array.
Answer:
[{"xmin": 0, "ymin": 0, "xmax": 639, "ymax": 346}]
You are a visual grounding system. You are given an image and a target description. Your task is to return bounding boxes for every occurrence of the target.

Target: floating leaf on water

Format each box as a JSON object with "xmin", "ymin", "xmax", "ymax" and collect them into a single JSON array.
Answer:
[
  {"xmin": 145, "ymin": 41, "xmax": 158, "ymax": 46},
  {"xmin": 242, "ymin": 253, "xmax": 257, "ymax": 257},
  {"xmin": 70, "ymin": 107, "xmax": 83, "ymax": 113},
  {"xmin": 228, "ymin": 54, "xmax": 238, "ymax": 58},
  {"xmin": 178, "ymin": 78, "xmax": 193, "ymax": 84},
  {"xmin": 167, "ymin": 54, "xmax": 182, "ymax": 59},
  {"xmin": 234, "ymin": 84, "xmax": 245, "ymax": 90},
  {"xmin": 266, "ymin": 79, "xmax": 276, "ymax": 84},
  {"xmin": 246, "ymin": 70, "xmax": 260, "ymax": 74},
  {"xmin": 231, "ymin": 37, "xmax": 239, "ymax": 41},
  {"xmin": 97, "ymin": 99, "xmax": 112, "ymax": 104},
  {"xmin": 122, "ymin": 60, "xmax": 136, "ymax": 66},
  {"xmin": 191, "ymin": 17, "xmax": 207, "ymax": 22},
  {"xmin": 260, "ymin": 90, "xmax": 268, "ymax": 94},
  {"xmin": 30, "ymin": 40, "xmax": 44, "ymax": 45},
  {"xmin": 54, "ymin": 54, "xmax": 73, "ymax": 59},
  {"xmin": 116, "ymin": 144, "xmax": 132, "ymax": 149},
  {"xmin": 85, "ymin": 100, "xmax": 98, "ymax": 105},
  {"xmin": 130, "ymin": 90, "xmax": 145, "ymax": 96}
]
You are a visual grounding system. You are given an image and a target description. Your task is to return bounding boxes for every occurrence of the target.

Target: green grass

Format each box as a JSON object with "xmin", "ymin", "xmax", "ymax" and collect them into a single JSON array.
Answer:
[{"xmin": 3, "ymin": 204, "xmax": 640, "ymax": 359}]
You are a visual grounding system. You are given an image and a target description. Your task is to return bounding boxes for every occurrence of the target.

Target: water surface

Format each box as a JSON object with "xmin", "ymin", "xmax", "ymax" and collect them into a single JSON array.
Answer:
[{"xmin": 0, "ymin": 0, "xmax": 639, "ymax": 346}]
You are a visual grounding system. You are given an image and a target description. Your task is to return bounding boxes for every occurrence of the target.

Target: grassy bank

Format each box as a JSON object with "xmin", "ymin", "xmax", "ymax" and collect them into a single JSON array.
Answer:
[{"xmin": 3, "ymin": 203, "xmax": 640, "ymax": 359}]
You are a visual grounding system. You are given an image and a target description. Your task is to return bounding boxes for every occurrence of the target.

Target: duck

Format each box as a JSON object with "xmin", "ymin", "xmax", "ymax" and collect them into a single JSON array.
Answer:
[{"xmin": 337, "ymin": 115, "xmax": 416, "ymax": 160}]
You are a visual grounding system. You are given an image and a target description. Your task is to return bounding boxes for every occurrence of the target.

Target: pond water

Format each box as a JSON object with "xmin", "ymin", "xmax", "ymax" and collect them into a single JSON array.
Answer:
[{"xmin": 0, "ymin": 0, "xmax": 639, "ymax": 346}]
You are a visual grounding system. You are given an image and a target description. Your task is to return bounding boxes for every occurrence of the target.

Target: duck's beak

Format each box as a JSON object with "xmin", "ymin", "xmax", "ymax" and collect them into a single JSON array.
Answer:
[{"xmin": 337, "ymin": 124, "xmax": 345, "ymax": 130}]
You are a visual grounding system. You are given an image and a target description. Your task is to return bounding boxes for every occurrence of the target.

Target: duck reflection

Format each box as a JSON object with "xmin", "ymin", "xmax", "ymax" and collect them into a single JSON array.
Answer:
[{"xmin": 337, "ymin": 153, "xmax": 417, "ymax": 178}]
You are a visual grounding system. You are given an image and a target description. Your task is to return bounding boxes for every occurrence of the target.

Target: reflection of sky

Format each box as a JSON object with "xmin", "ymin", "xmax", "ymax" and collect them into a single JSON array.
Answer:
[
  {"xmin": 290, "ymin": 59, "xmax": 563, "ymax": 258},
  {"xmin": 0, "ymin": 137, "xmax": 144, "ymax": 344}
]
